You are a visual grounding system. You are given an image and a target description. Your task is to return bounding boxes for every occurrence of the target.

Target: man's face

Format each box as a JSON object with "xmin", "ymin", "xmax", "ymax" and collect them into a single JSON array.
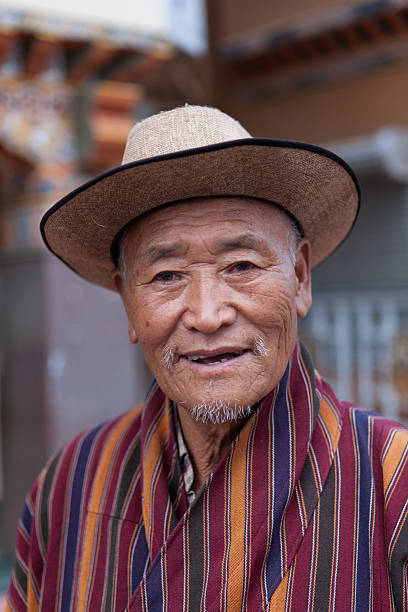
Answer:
[{"xmin": 114, "ymin": 197, "xmax": 311, "ymax": 416}]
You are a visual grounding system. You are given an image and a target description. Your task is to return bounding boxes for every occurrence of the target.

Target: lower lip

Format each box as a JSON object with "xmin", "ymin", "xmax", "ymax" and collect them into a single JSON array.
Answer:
[{"xmin": 179, "ymin": 351, "xmax": 250, "ymax": 373}]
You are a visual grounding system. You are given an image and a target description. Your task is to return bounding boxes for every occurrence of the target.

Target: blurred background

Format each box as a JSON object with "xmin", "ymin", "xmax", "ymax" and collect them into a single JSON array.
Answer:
[{"xmin": 0, "ymin": 0, "xmax": 408, "ymax": 595}]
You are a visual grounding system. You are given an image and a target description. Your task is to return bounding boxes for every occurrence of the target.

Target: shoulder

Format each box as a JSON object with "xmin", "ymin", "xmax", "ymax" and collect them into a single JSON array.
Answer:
[
  {"xmin": 35, "ymin": 405, "xmax": 144, "ymax": 525},
  {"xmin": 340, "ymin": 401, "xmax": 408, "ymax": 448},
  {"xmin": 339, "ymin": 402, "xmax": 408, "ymax": 484},
  {"xmin": 6, "ymin": 405, "xmax": 144, "ymax": 609},
  {"xmin": 47, "ymin": 404, "xmax": 143, "ymax": 475},
  {"xmin": 314, "ymin": 372, "xmax": 408, "ymax": 461}
]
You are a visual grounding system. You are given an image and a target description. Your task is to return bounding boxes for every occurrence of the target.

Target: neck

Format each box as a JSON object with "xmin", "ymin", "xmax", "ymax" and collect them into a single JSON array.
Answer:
[{"xmin": 177, "ymin": 405, "xmax": 250, "ymax": 493}]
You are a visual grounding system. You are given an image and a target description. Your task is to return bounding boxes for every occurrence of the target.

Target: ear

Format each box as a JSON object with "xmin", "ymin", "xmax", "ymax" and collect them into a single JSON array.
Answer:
[
  {"xmin": 112, "ymin": 269, "xmax": 125, "ymax": 295},
  {"xmin": 294, "ymin": 239, "xmax": 312, "ymax": 319},
  {"xmin": 112, "ymin": 270, "xmax": 139, "ymax": 345}
]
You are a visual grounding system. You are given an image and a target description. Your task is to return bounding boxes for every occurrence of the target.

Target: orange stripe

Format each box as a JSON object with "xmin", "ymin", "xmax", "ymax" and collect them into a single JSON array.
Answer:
[
  {"xmin": 269, "ymin": 573, "xmax": 289, "ymax": 611},
  {"xmin": 77, "ymin": 407, "xmax": 140, "ymax": 610},
  {"xmin": 226, "ymin": 416, "xmax": 255, "ymax": 609},
  {"xmin": 383, "ymin": 429, "xmax": 408, "ymax": 496},
  {"xmin": 319, "ymin": 396, "xmax": 341, "ymax": 455},
  {"xmin": 27, "ymin": 575, "xmax": 40, "ymax": 611},
  {"xmin": 142, "ymin": 405, "xmax": 168, "ymax": 550}
]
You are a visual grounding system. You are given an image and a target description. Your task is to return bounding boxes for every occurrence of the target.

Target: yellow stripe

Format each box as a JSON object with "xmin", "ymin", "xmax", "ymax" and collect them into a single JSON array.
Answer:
[
  {"xmin": 77, "ymin": 407, "xmax": 140, "ymax": 610},
  {"xmin": 27, "ymin": 576, "xmax": 39, "ymax": 611},
  {"xmin": 383, "ymin": 429, "xmax": 408, "ymax": 495},
  {"xmin": 269, "ymin": 573, "xmax": 289, "ymax": 611},
  {"xmin": 88, "ymin": 406, "xmax": 142, "ymax": 515},
  {"xmin": 319, "ymin": 396, "xmax": 341, "ymax": 454},
  {"xmin": 142, "ymin": 405, "xmax": 168, "ymax": 551},
  {"xmin": 226, "ymin": 416, "xmax": 254, "ymax": 609}
]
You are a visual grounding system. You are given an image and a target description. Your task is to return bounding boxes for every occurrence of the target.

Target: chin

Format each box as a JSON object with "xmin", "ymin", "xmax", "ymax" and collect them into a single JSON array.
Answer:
[
  {"xmin": 173, "ymin": 379, "xmax": 269, "ymax": 415},
  {"xmin": 185, "ymin": 400, "xmax": 254, "ymax": 425}
]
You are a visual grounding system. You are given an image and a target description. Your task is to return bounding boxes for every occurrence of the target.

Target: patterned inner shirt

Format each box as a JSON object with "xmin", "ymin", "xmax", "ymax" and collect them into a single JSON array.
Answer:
[{"xmin": 173, "ymin": 403, "xmax": 196, "ymax": 505}]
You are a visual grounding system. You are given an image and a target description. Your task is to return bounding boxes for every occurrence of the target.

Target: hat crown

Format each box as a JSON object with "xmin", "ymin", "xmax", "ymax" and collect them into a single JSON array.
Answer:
[{"xmin": 122, "ymin": 105, "xmax": 252, "ymax": 164}]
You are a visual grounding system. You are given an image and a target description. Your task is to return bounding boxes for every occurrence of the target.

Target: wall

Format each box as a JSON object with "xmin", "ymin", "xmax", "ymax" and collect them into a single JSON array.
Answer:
[
  {"xmin": 215, "ymin": 59, "xmax": 408, "ymax": 144},
  {"xmin": 1, "ymin": 253, "xmax": 48, "ymax": 554},
  {"xmin": 1, "ymin": 252, "xmax": 152, "ymax": 554},
  {"xmin": 212, "ymin": 0, "xmax": 359, "ymax": 41},
  {"xmin": 44, "ymin": 256, "xmax": 152, "ymax": 452},
  {"xmin": 312, "ymin": 174, "xmax": 408, "ymax": 291}
]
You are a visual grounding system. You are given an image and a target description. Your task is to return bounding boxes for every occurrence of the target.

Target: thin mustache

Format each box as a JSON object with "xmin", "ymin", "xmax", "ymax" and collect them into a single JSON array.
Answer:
[
  {"xmin": 162, "ymin": 346, "xmax": 176, "ymax": 369},
  {"xmin": 253, "ymin": 336, "xmax": 267, "ymax": 357},
  {"xmin": 161, "ymin": 336, "xmax": 268, "ymax": 369}
]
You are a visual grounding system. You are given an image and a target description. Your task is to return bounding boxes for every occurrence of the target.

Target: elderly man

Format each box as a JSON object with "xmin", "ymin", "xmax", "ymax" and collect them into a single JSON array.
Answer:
[{"xmin": 6, "ymin": 106, "xmax": 408, "ymax": 611}]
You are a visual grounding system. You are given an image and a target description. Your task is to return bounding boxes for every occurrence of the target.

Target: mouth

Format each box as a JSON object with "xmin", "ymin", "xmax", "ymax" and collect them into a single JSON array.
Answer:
[{"xmin": 180, "ymin": 348, "xmax": 248, "ymax": 366}]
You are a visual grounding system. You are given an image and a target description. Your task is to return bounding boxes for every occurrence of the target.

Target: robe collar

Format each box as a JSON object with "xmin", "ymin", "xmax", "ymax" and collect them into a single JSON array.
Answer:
[{"xmin": 132, "ymin": 342, "xmax": 342, "ymax": 610}]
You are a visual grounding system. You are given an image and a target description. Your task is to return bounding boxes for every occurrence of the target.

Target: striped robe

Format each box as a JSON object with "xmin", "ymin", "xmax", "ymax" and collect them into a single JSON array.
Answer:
[{"xmin": 6, "ymin": 343, "xmax": 408, "ymax": 611}]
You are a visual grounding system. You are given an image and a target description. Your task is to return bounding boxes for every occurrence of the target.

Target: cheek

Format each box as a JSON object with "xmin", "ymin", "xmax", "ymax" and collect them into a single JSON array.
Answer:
[
  {"xmin": 246, "ymin": 280, "xmax": 297, "ymax": 328},
  {"xmin": 133, "ymin": 314, "xmax": 167, "ymax": 348},
  {"xmin": 128, "ymin": 291, "xmax": 180, "ymax": 348}
]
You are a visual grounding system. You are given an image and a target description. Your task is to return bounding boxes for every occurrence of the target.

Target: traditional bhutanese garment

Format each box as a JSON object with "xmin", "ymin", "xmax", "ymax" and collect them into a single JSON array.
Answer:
[{"xmin": 6, "ymin": 343, "xmax": 408, "ymax": 611}]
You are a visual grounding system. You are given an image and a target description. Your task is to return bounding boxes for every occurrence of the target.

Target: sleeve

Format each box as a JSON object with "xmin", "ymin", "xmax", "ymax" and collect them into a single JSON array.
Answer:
[
  {"xmin": 5, "ymin": 474, "xmax": 44, "ymax": 612},
  {"xmin": 382, "ymin": 426, "xmax": 408, "ymax": 611}
]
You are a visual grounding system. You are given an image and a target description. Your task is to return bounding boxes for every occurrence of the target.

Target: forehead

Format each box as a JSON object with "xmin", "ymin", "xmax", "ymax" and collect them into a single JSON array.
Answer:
[{"xmin": 124, "ymin": 197, "xmax": 293, "ymax": 252}]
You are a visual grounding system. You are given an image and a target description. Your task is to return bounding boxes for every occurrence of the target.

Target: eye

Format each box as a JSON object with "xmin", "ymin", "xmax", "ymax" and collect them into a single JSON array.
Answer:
[
  {"xmin": 229, "ymin": 261, "xmax": 257, "ymax": 273},
  {"xmin": 153, "ymin": 271, "xmax": 178, "ymax": 282}
]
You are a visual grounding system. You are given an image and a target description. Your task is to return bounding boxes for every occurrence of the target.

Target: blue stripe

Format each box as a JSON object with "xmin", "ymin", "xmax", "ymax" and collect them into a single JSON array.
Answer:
[
  {"xmin": 130, "ymin": 524, "xmax": 149, "ymax": 594},
  {"xmin": 353, "ymin": 410, "xmax": 373, "ymax": 609},
  {"xmin": 144, "ymin": 553, "xmax": 164, "ymax": 610},
  {"xmin": 60, "ymin": 423, "xmax": 105, "ymax": 610},
  {"xmin": 265, "ymin": 363, "xmax": 293, "ymax": 595},
  {"xmin": 20, "ymin": 500, "xmax": 33, "ymax": 537}
]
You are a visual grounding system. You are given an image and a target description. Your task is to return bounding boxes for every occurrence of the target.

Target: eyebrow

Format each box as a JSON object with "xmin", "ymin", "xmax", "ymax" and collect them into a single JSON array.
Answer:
[
  {"xmin": 214, "ymin": 232, "xmax": 270, "ymax": 255},
  {"xmin": 140, "ymin": 243, "xmax": 188, "ymax": 265},
  {"xmin": 140, "ymin": 232, "xmax": 270, "ymax": 265}
]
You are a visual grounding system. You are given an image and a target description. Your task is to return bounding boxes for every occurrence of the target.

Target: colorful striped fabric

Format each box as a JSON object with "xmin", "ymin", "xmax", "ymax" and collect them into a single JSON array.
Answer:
[{"xmin": 6, "ymin": 343, "xmax": 408, "ymax": 611}]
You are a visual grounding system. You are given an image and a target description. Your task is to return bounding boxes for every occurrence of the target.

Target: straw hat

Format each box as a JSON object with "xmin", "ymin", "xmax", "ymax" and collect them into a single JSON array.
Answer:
[{"xmin": 41, "ymin": 105, "xmax": 360, "ymax": 290}]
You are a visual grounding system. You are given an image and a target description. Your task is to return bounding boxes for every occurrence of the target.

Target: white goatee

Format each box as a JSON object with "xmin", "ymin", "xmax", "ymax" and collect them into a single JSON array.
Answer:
[{"xmin": 189, "ymin": 401, "xmax": 253, "ymax": 424}]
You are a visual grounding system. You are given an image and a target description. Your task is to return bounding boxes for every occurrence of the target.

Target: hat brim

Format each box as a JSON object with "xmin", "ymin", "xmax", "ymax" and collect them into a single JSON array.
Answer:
[{"xmin": 40, "ymin": 138, "xmax": 360, "ymax": 290}]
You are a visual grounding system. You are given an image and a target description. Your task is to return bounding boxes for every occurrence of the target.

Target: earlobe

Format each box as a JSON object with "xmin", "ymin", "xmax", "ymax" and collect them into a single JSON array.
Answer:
[
  {"xmin": 128, "ymin": 325, "xmax": 138, "ymax": 344},
  {"xmin": 112, "ymin": 270, "xmax": 137, "ymax": 343},
  {"xmin": 112, "ymin": 270, "xmax": 124, "ymax": 295},
  {"xmin": 295, "ymin": 239, "xmax": 312, "ymax": 319}
]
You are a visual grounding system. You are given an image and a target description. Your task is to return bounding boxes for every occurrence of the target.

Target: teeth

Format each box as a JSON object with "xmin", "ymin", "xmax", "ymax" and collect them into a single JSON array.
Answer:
[{"xmin": 186, "ymin": 350, "xmax": 245, "ymax": 363}]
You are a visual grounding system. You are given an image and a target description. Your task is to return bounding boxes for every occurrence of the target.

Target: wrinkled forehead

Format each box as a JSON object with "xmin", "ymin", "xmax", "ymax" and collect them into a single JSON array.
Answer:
[{"xmin": 114, "ymin": 195, "xmax": 301, "ymax": 265}]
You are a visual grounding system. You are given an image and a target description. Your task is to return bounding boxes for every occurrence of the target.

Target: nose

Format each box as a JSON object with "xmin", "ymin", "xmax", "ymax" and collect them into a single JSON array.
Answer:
[{"xmin": 181, "ymin": 274, "xmax": 237, "ymax": 333}]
